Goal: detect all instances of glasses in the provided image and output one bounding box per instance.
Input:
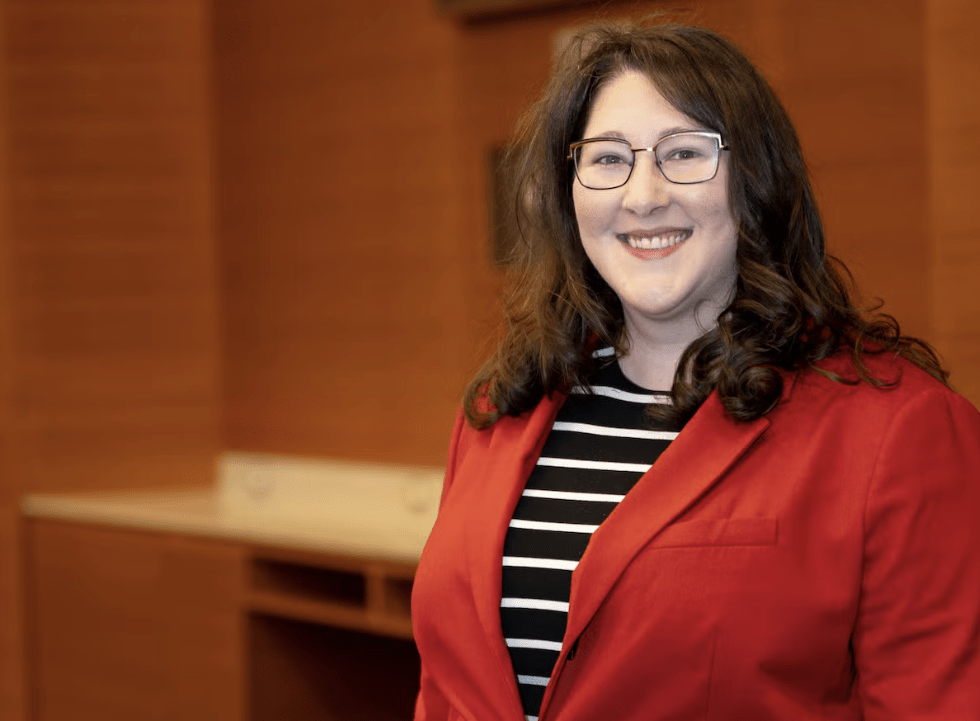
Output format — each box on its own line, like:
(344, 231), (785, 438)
(569, 131), (729, 189)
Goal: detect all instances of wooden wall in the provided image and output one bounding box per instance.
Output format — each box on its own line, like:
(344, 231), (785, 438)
(214, 0), (471, 465)
(1, 0), (220, 493)
(0, 0), (978, 718)
(0, 1), (219, 717)
(928, 0), (980, 403)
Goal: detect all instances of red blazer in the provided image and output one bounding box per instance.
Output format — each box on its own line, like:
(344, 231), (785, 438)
(411, 354), (980, 720)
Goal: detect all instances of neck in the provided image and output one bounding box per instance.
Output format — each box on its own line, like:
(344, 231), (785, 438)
(617, 313), (714, 392)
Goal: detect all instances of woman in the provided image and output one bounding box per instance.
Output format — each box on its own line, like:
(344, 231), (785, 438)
(411, 21), (980, 721)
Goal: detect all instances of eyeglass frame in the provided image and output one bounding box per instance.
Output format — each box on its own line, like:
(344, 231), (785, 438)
(567, 131), (730, 189)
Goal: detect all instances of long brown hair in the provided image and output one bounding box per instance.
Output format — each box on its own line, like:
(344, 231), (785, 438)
(465, 21), (947, 429)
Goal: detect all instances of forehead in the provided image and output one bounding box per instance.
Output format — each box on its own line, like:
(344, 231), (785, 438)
(582, 69), (704, 138)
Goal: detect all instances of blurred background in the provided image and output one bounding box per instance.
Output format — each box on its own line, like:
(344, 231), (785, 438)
(0, 0), (977, 718)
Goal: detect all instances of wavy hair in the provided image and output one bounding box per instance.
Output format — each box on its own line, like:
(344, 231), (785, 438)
(464, 20), (947, 429)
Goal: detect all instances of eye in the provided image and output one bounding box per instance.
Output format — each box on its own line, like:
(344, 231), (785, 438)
(657, 133), (719, 166)
(663, 147), (703, 161)
(595, 153), (629, 166)
(577, 140), (634, 168)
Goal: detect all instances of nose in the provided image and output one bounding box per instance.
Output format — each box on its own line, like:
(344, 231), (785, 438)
(622, 151), (670, 215)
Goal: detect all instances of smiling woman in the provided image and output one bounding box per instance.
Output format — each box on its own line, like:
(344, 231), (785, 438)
(411, 19), (980, 721)
(571, 71), (738, 391)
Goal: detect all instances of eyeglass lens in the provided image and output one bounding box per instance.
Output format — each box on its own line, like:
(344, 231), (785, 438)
(573, 134), (720, 189)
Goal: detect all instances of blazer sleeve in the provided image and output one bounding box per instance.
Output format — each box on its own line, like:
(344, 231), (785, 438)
(413, 406), (468, 721)
(436, 406), (467, 510)
(854, 386), (980, 719)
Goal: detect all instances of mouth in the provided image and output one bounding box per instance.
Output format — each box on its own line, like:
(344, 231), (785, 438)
(616, 229), (692, 250)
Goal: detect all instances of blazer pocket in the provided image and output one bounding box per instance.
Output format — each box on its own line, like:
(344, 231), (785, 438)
(650, 517), (777, 549)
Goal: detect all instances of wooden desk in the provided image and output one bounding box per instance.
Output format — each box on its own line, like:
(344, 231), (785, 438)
(21, 489), (422, 721)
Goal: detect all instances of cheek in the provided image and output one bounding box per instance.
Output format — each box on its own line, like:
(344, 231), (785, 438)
(705, 168), (737, 236)
(694, 182), (734, 224)
(691, 187), (738, 256)
(571, 186), (589, 233)
(572, 186), (613, 240)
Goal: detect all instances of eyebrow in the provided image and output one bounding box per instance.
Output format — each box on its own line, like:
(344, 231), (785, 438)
(587, 126), (706, 143)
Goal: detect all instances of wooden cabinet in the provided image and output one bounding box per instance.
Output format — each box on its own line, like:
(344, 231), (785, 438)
(26, 520), (246, 721)
(24, 519), (420, 721)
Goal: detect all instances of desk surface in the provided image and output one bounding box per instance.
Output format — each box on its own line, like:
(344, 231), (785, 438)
(21, 486), (429, 563)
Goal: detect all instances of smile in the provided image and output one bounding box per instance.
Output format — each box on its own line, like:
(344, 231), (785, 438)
(617, 230), (691, 250)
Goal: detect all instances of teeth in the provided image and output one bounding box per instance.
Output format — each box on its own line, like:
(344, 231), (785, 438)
(626, 232), (687, 250)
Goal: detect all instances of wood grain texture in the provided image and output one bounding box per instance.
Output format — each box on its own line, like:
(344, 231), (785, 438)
(0, 2), (220, 718)
(3, 0), (220, 493)
(214, 0), (473, 465)
(0, 506), (27, 721)
(927, 0), (980, 404)
(26, 519), (246, 721)
(767, 0), (931, 339)
(0, 5), (26, 717)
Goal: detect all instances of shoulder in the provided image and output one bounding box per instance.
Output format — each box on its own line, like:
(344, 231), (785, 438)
(460, 391), (565, 443)
(790, 350), (975, 416)
(444, 392), (566, 482)
(772, 352), (980, 477)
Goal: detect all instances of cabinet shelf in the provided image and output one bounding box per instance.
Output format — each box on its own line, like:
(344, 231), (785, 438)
(247, 590), (414, 639)
(245, 546), (417, 640)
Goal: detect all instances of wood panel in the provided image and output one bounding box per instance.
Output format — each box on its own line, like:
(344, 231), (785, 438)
(927, 0), (980, 404)
(766, 0), (930, 339)
(0, 4), (25, 716)
(3, 0), (220, 493)
(0, 2), (219, 719)
(26, 519), (245, 721)
(0, 507), (26, 721)
(214, 0), (471, 465)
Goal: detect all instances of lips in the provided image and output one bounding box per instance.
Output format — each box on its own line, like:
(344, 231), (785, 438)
(616, 229), (692, 251)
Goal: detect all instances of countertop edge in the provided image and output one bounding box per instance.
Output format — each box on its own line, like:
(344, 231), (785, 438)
(20, 488), (426, 564)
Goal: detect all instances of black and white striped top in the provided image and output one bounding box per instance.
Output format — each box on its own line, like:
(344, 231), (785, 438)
(500, 349), (681, 721)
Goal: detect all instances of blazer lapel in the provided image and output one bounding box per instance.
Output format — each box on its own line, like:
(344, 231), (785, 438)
(462, 394), (565, 704)
(564, 390), (771, 645)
